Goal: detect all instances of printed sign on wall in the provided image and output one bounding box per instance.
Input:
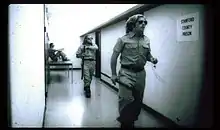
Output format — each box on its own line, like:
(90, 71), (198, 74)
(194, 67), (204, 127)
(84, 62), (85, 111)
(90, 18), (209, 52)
(177, 12), (199, 42)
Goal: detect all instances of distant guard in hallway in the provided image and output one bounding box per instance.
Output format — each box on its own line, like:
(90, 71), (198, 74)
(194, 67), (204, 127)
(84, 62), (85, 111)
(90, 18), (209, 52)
(76, 35), (98, 98)
(48, 43), (70, 62)
(110, 14), (158, 128)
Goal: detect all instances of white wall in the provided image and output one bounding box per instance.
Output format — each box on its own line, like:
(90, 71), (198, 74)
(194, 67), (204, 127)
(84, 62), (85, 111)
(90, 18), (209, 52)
(100, 21), (126, 88)
(143, 4), (205, 126)
(9, 4), (45, 127)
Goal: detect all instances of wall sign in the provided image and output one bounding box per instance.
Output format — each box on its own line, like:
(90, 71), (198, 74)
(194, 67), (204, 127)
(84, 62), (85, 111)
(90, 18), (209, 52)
(177, 12), (199, 42)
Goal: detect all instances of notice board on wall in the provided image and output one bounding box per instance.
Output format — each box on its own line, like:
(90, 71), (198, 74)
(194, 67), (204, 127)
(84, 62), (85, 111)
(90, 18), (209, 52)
(177, 12), (199, 42)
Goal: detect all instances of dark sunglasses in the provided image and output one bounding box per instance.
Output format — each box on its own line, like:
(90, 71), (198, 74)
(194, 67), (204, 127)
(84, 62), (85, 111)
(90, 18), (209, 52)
(138, 20), (147, 25)
(87, 37), (93, 40)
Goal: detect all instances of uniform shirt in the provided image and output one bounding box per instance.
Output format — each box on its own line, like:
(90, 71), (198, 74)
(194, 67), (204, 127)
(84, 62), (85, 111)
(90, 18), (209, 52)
(113, 32), (152, 68)
(76, 43), (98, 60)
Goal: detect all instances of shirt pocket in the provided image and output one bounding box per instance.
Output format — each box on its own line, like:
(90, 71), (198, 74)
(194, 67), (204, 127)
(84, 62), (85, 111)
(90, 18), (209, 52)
(141, 43), (151, 55)
(123, 43), (138, 55)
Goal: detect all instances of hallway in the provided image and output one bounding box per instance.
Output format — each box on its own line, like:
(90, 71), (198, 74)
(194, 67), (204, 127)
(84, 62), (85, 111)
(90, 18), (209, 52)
(44, 70), (167, 128)
(8, 4), (212, 127)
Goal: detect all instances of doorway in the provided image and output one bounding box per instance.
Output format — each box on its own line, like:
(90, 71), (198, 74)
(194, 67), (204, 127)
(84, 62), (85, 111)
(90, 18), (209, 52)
(95, 30), (101, 78)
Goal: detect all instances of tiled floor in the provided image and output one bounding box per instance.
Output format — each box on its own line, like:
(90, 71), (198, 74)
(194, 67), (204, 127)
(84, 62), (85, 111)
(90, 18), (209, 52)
(44, 70), (167, 128)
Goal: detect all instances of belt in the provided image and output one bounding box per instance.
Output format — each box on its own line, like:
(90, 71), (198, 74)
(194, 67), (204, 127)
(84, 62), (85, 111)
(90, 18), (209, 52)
(84, 59), (95, 61)
(121, 65), (144, 72)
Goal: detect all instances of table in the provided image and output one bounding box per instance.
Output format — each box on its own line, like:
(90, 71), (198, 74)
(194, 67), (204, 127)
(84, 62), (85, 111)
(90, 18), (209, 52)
(48, 61), (73, 83)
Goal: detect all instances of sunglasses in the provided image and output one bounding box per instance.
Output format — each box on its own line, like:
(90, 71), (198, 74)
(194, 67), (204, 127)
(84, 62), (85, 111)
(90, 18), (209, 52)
(138, 20), (147, 25)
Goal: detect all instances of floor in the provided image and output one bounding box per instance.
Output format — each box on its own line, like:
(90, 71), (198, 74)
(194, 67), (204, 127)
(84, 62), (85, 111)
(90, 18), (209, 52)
(44, 70), (167, 128)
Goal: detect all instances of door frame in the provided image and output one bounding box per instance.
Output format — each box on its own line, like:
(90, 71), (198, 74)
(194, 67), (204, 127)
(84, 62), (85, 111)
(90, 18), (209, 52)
(95, 30), (101, 78)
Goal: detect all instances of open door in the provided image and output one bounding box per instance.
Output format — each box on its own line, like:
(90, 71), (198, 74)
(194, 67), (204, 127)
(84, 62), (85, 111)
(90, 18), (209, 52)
(95, 30), (101, 78)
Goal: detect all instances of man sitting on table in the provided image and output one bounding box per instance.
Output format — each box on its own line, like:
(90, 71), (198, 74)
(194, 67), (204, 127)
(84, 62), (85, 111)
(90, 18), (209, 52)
(48, 43), (70, 62)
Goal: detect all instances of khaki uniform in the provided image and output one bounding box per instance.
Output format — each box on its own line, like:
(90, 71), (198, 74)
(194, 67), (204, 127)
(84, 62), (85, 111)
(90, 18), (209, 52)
(76, 43), (98, 88)
(113, 32), (153, 123)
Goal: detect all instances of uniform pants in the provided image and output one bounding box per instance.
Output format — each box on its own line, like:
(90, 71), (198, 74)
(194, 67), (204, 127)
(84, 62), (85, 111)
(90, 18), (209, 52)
(83, 60), (96, 88)
(117, 68), (146, 123)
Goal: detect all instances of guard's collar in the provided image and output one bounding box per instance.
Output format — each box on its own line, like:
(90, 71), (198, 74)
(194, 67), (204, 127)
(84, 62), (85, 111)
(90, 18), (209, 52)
(128, 31), (144, 38)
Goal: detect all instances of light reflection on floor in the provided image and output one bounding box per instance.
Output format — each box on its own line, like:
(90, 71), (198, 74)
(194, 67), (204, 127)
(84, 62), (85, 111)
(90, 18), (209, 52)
(44, 70), (167, 128)
(65, 97), (85, 127)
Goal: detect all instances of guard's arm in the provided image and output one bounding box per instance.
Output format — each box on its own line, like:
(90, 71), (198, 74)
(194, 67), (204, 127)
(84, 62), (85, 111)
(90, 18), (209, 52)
(76, 45), (83, 58)
(86, 43), (98, 50)
(111, 51), (120, 76)
(147, 52), (154, 62)
(111, 38), (123, 76)
(146, 45), (158, 64)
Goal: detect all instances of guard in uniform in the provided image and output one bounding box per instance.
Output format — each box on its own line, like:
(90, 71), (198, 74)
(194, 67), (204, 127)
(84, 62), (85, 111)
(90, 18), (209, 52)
(110, 14), (158, 128)
(76, 35), (98, 98)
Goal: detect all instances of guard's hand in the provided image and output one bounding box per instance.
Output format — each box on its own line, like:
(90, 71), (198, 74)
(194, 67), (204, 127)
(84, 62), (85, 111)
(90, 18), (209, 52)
(111, 75), (117, 85)
(151, 58), (158, 64)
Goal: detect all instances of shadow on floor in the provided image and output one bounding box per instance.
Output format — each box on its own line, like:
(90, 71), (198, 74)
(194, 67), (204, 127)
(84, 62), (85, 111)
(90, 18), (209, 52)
(49, 74), (66, 83)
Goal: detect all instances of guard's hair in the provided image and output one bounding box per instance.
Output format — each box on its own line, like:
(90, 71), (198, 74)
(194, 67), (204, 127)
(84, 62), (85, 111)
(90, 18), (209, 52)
(126, 14), (147, 34)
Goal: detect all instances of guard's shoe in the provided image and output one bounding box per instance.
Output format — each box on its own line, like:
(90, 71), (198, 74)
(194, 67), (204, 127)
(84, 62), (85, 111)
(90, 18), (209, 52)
(84, 87), (91, 98)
